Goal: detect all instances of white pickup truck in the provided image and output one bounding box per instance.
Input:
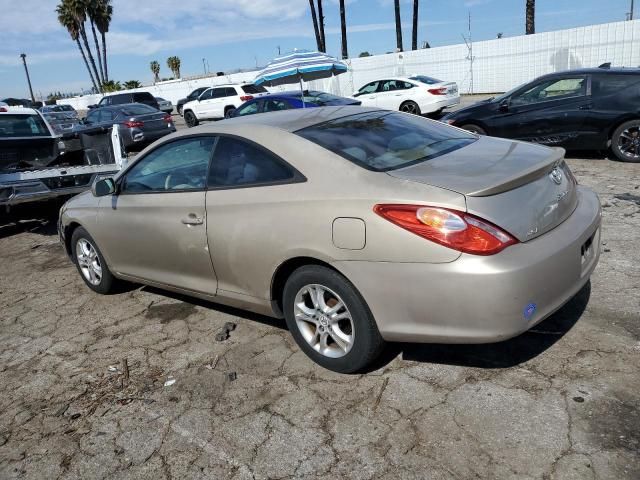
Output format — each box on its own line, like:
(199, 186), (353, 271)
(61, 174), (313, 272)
(0, 106), (125, 211)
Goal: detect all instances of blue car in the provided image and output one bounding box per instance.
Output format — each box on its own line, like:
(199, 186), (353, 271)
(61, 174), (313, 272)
(233, 90), (360, 117)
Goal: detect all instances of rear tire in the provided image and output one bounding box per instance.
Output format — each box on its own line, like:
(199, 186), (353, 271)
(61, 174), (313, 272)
(71, 227), (118, 294)
(460, 123), (487, 136)
(224, 107), (236, 119)
(184, 110), (198, 128)
(611, 120), (640, 163)
(399, 101), (421, 115)
(282, 265), (385, 373)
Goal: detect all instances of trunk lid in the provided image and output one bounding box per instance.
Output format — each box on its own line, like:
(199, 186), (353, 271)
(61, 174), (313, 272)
(387, 136), (578, 241)
(134, 112), (171, 133)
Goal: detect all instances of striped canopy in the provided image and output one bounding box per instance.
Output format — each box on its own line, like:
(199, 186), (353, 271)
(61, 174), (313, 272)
(254, 50), (348, 87)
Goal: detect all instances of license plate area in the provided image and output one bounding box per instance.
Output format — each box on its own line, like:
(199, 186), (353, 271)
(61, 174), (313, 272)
(580, 228), (599, 275)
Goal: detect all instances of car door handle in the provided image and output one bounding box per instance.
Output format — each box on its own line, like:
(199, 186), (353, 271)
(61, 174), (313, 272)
(578, 104), (593, 110)
(181, 214), (203, 225)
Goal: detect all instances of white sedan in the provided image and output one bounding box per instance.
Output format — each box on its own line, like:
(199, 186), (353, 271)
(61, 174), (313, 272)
(352, 76), (459, 115)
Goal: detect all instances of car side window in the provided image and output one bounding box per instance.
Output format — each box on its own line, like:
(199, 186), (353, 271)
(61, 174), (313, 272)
(263, 99), (289, 112)
(199, 89), (213, 100)
(511, 76), (587, 106)
(592, 74), (640, 96)
(85, 110), (100, 124)
(212, 88), (227, 99)
(236, 102), (260, 116)
(98, 97), (110, 106)
(111, 95), (128, 105)
(209, 137), (295, 188)
(122, 137), (215, 193)
(225, 87), (237, 97)
(358, 81), (380, 95)
(98, 110), (115, 123)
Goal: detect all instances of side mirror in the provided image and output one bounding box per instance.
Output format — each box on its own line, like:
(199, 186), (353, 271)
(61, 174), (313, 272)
(352, 91), (361, 97)
(92, 177), (116, 197)
(499, 99), (509, 112)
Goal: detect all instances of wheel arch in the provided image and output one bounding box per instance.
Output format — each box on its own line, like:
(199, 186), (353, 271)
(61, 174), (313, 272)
(607, 115), (640, 141)
(270, 256), (344, 317)
(458, 120), (490, 135)
(63, 221), (82, 257)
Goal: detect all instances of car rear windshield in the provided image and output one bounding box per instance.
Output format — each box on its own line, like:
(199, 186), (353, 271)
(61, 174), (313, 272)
(409, 75), (443, 85)
(242, 84), (268, 94)
(296, 111), (476, 171)
(0, 114), (50, 137)
(119, 104), (157, 115)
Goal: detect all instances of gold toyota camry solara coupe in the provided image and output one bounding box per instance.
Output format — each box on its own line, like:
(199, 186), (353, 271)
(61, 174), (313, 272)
(59, 106), (601, 373)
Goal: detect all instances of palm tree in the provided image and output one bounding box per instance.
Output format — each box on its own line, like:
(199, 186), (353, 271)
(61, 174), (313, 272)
(123, 80), (141, 89)
(101, 80), (121, 92)
(64, 0), (103, 88)
(150, 61), (160, 83)
(309, 0), (322, 52)
(88, 0), (112, 82)
(339, 0), (348, 59)
(317, 0), (326, 52)
(526, 0), (535, 35)
(56, 1), (99, 92)
(394, 0), (403, 52)
(167, 56), (181, 78)
(412, 0), (419, 50)
(86, 1), (105, 84)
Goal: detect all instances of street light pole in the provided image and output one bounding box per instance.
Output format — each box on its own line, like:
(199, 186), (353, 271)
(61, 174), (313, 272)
(20, 53), (35, 104)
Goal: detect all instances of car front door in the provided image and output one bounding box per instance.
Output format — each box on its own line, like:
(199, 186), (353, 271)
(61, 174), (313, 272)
(492, 75), (591, 147)
(96, 136), (218, 295)
(194, 89), (214, 118)
(354, 81), (382, 107)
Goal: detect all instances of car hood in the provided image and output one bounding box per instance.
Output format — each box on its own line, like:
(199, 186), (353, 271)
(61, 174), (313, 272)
(442, 98), (493, 119)
(387, 135), (564, 197)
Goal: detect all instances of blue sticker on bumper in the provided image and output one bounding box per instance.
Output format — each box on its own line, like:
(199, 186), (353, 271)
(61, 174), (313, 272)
(524, 303), (537, 320)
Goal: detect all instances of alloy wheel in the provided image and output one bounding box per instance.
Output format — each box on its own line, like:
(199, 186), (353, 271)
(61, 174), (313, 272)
(618, 126), (640, 160)
(293, 284), (354, 358)
(76, 238), (102, 286)
(400, 102), (419, 114)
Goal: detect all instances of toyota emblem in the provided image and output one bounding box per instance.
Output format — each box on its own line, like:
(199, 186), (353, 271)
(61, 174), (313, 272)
(549, 167), (563, 185)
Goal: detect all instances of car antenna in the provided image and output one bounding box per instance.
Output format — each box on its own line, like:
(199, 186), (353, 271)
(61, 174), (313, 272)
(598, 62), (611, 69)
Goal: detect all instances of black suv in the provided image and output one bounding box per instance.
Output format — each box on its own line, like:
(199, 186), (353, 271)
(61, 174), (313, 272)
(90, 92), (159, 110)
(442, 66), (640, 162)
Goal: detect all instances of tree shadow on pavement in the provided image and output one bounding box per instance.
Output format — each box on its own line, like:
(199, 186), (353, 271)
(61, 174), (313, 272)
(396, 281), (591, 369)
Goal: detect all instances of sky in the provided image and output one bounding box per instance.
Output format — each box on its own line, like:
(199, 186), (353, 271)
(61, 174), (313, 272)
(0, 0), (636, 99)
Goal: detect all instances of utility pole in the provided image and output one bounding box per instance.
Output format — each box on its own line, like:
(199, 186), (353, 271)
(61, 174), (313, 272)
(627, 0), (635, 20)
(20, 53), (35, 104)
(462, 12), (474, 95)
(202, 58), (207, 75)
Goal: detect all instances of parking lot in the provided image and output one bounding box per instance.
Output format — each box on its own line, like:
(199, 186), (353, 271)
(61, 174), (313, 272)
(1, 111), (639, 479)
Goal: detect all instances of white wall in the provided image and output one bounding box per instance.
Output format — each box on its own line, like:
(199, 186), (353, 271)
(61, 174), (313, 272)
(59, 19), (640, 109)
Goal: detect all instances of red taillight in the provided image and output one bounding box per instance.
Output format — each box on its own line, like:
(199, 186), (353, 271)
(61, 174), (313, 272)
(374, 204), (518, 256)
(0, 107), (7, 112)
(428, 87), (447, 95)
(240, 95), (254, 101)
(123, 120), (144, 128)
(163, 114), (172, 122)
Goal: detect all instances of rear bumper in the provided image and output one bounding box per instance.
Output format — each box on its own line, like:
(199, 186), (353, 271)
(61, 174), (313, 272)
(333, 186), (601, 343)
(421, 96), (461, 113)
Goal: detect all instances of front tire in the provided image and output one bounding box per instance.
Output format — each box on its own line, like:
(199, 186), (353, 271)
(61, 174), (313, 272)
(71, 227), (117, 294)
(184, 110), (198, 128)
(399, 101), (421, 115)
(611, 120), (640, 163)
(282, 265), (385, 373)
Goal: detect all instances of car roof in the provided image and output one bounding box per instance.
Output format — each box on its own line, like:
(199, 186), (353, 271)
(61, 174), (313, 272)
(191, 105), (383, 133)
(0, 107), (39, 115)
(540, 67), (640, 77)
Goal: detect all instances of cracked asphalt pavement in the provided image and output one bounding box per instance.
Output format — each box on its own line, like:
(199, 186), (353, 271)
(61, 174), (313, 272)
(0, 155), (639, 479)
